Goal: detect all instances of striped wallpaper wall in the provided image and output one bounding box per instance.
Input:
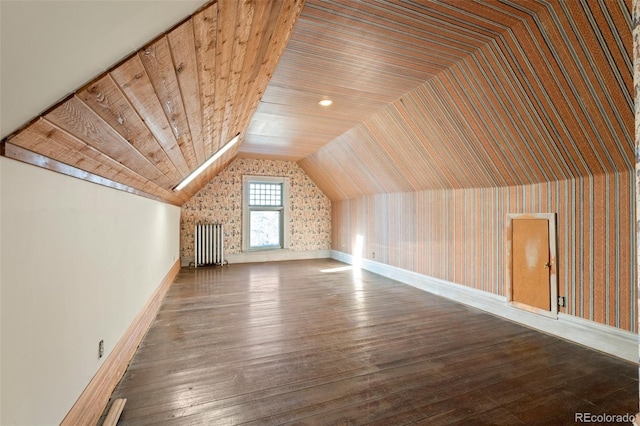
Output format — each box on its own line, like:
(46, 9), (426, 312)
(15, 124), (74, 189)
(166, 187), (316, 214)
(633, 0), (640, 344)
(333, 170), (636, 332)
(299, 0), (633, 198)
(300, 0), (636, 334)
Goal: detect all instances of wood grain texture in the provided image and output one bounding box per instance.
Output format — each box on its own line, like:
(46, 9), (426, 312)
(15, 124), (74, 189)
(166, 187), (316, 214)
(512, 219), (550, 311)
(3, 143), (184, 205)
(1, 0), (301, 203)
(60, 260), (180, 426)
(193, 1), (218, 160)
(45, 96), (173, 188)
(139, 36), (199, 170)
(104, 259), (637, 424)
(6, 118), (186, 204)
(2, 0), (631, 205)
(211, 0), (238, 153)
(219, 0), (253, 146)
(109, 54), (192, 180)
(77, 74), (183, 185)
(102, 398), (126, 426)
(167, 19), (205, 165)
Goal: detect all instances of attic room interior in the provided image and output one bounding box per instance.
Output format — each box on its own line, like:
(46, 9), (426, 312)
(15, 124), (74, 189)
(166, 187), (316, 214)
(1, 0), (639, 424)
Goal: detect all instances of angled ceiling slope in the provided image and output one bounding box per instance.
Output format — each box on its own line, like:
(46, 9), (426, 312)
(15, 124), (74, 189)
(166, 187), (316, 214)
(1, 0), (633, 205)
(1, 0), (304, 206)
(296, 0), (633, 200)
(243, 0), (516, 161)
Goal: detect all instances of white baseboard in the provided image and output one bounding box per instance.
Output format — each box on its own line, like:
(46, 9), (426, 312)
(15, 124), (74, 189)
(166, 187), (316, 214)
(182, 249), (330, 266)
(331, 250), (638, 363)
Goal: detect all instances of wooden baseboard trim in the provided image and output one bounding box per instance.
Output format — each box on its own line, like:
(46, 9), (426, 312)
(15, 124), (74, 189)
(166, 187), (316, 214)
(330, 250), (638, 363)
(60, 259), (180, 426)
(102, 398), (126, 426)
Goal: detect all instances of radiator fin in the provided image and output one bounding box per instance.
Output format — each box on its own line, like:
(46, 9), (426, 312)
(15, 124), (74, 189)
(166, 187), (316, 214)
(195, 224), (224, 267)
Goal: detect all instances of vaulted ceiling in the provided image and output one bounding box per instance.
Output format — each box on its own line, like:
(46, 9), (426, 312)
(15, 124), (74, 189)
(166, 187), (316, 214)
(1, 0), (633, 204)
(299, 0), (634, 200)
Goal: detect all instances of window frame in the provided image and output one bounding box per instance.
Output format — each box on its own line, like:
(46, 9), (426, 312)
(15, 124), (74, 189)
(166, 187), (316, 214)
(242, 175), (290, 252)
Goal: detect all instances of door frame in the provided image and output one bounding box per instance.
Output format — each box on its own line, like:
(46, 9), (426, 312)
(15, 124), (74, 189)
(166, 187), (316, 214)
(505, 213), (558, 319)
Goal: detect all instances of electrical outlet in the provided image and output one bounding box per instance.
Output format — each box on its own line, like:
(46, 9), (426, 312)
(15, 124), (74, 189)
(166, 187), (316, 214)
(557, 296), (566, 307)
(98, 340), (104, 359)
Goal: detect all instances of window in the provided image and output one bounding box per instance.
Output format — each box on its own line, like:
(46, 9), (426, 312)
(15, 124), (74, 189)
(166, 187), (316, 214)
(242, 176), (290, 251)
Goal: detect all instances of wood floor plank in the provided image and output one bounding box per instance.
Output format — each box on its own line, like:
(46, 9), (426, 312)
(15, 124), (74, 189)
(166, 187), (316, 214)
(104, 259), (638, 425)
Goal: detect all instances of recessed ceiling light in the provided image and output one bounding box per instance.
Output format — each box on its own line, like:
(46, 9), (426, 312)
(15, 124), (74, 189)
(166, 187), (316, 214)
(318, 99), (333, 107)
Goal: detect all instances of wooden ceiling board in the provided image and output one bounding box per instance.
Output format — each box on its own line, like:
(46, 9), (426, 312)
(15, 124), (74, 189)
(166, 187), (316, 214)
(2, 0), (304, 204)
(44, 96), (174, 189)
(6, 119), (186, 205)
(8, 120), (131, 182)
(241, 132), (328, 156)
(192, 2), (218, 160)
(213, 0), (240, 151)
(253, 102), (365, 129)
(258, 85), (394, 119)
(5, 142), (187, 206)
(226, 0), (279, 145)
(241, 134), (326, 158)
(108, 54), (193, 179)
(76, 75), (184, 186)
(246, 0), (505, 162)
(247, 111), (354, 136)
(166, 19), (205, 166)
(279, 30), (453, 82)
(139, 36), (200, 171)
(1, 0), (633, 205)
(163, 0), (306, 197)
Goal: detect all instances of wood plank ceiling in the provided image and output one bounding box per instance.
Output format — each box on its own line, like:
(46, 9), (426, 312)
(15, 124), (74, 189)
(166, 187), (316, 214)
(242, 0), (516, 161)
(2, 0), (304, 206)
(1, 0), (633, 204)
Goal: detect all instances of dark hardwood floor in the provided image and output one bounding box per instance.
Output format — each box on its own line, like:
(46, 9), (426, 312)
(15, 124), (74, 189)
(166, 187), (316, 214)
(104, 259), (638, 425)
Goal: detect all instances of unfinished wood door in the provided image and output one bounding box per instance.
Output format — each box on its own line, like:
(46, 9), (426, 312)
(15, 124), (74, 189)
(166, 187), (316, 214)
(512, 218), (551, 311)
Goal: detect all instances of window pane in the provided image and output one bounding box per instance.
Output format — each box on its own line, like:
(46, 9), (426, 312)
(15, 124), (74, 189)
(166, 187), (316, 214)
(250, 211), (281, 248)
(249, 182), (282, 206)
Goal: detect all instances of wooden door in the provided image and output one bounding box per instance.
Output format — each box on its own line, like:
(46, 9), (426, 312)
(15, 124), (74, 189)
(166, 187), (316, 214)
(512, 218), (551, 311)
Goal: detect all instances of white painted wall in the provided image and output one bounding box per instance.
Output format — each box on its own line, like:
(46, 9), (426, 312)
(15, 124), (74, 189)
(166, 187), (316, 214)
(0, 157), (181, 425)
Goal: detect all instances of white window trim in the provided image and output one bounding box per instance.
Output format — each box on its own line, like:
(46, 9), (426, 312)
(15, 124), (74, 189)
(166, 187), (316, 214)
(242, 175), (290, 252)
